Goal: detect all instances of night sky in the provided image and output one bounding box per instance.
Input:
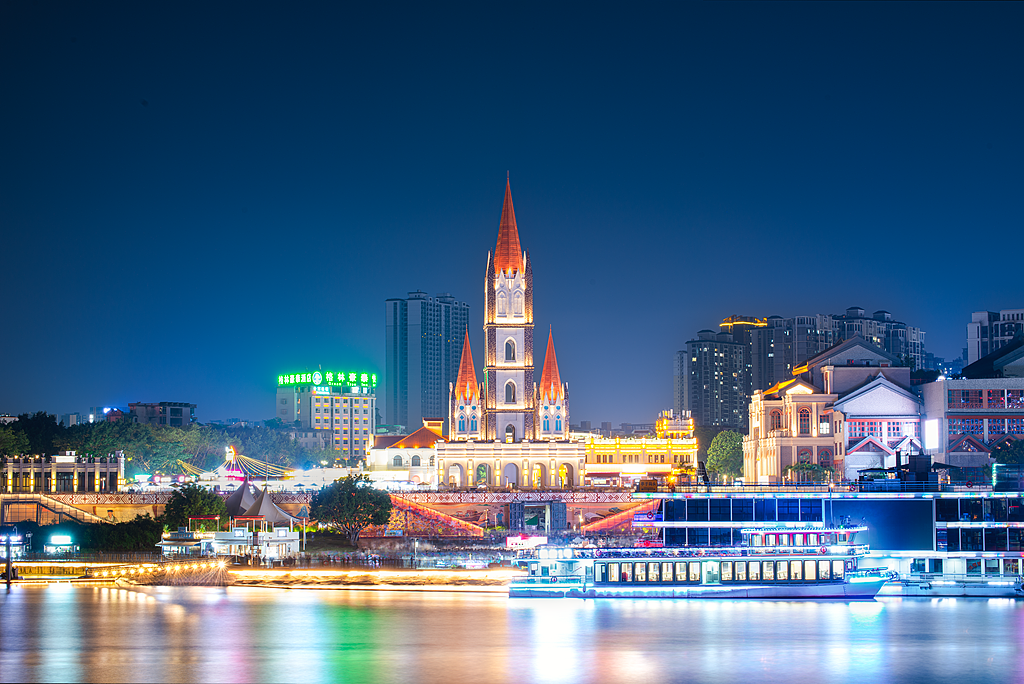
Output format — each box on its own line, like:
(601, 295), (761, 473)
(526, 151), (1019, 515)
(2, 2), (1021, 426)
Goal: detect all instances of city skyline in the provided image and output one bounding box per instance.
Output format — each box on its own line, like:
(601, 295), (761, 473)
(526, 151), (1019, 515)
(2, 3), (1021, 425)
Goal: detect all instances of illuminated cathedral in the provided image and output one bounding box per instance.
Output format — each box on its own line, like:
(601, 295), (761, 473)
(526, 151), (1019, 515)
(448, 179), (568, 444)
(441, 180), (580, 488)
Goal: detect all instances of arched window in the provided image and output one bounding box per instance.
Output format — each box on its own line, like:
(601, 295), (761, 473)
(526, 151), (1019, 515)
(543, 417), (550, 431)
(512, 291), (524, 316)
(799, 408), (811, 435)
(411, 455), (421, 467)
(555, 417), (562, 432)
(429, 456), (435, 466)
(798, 448), (813, 464)
(458, 416), (466, 432)
(470, 416), (477, 431)
(505, 339), (516, 362)
(505, 381), (516, 404)
(818, 448), (832, 469)
(497, 292), (507, 315)
(770, 410), (782, 431)
(505, 424), (516, 443)
(392, 455), (402, 467)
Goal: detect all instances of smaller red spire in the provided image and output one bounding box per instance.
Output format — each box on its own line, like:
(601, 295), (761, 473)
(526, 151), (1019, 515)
(454, 329), (478, 401)
(539, 327), (563, 402)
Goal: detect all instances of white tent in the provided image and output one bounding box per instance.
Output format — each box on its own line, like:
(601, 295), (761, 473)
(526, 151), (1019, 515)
(245, 486), (297, 525)
(224, 477), (257, 517)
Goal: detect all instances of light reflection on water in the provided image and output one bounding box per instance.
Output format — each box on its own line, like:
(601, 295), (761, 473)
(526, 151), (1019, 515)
(1, 586), (1022, 683)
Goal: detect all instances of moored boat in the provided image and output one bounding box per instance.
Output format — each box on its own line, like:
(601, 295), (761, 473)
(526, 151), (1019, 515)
(510, 523), (893, 599)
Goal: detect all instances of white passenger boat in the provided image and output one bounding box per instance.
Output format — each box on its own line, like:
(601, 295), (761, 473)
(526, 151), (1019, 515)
(510, 524), (893, 599)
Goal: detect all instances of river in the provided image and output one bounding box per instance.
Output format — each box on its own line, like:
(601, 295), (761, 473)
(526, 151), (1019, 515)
(1, 585), (1020, 683)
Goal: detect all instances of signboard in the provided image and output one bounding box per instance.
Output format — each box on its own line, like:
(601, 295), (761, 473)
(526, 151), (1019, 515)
(278, 371), (377, 388)
(506, 534), (548, 549)
(632, 511), (663, 525)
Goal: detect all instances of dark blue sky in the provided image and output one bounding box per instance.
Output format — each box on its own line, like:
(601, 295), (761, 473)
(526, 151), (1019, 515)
(2, 2), (1021, 425)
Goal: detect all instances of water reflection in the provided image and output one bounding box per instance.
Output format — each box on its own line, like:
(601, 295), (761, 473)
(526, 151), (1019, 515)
(1, 587), (1022, 683)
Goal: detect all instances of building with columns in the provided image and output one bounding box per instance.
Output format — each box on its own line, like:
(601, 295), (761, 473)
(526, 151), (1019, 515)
(744, 337), (921, 483)
(438, 179), (583, 488)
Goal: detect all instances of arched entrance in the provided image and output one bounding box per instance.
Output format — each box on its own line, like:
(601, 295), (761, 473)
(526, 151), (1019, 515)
(447, 463), (465, 487)
(531, 463), (548, 488)
(558, 463), (574, 489)
(475, 463), (491, 487)
(502, 462), (520, 487)
(505, 424), (516, 443)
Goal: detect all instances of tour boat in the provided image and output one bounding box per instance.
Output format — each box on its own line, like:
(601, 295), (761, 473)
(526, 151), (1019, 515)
(509, 523), (893, 599)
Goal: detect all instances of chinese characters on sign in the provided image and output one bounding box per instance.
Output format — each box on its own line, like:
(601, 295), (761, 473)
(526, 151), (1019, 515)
(277, 371), (377, 387)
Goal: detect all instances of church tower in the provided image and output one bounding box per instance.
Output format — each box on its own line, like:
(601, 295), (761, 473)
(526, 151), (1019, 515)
(449, 329), (482, 440)
(483, 179), (534, 443)
(535, 327), (569, 440)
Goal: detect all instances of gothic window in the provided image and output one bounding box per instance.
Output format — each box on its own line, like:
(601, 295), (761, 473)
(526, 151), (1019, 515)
(470, 416), (477, 431)
(505, 339), (516, 362)
(497, 292), (508, 316)
(799, 408), (811, 435)
(392, 455), (402, 467)
(411, 455), (421, 467)
(505, 381), (516, 404)
(555, 417), (562, 432)
(770, 410), (782, 431)
(543, 417), (550, 431)
(458, 416), (466, 432)
(513, 291), (524, 316)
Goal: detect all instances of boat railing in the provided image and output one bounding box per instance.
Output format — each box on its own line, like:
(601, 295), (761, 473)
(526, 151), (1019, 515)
(896, 572), (1022, 587)
(511, 574), (585, 586)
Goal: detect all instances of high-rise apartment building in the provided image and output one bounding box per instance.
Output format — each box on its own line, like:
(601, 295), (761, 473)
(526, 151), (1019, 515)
(384, 291), (470, 432)
(751, 315), (837, 392)
(966, 308), (1024, 365)
(676, 330), (747, 430)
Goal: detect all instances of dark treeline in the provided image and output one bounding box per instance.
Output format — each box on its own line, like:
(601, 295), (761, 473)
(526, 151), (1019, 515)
(0, 412), (345, 476)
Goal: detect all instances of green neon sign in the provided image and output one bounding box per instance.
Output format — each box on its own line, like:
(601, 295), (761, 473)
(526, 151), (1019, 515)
(277, 370), (377, 387)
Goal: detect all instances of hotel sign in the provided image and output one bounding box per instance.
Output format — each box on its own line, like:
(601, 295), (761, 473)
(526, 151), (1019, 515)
(278, 371), (377, 387)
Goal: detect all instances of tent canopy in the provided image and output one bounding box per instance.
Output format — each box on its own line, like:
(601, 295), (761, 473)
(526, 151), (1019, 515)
(224, 477), (257, 517)
(246, 486), (297, 525)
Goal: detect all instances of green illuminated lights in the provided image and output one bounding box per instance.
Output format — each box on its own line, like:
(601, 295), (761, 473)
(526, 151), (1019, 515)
(278, 371), (377, 387)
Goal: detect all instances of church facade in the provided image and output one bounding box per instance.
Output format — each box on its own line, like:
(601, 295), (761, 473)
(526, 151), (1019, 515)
(438, 180), (583, 487)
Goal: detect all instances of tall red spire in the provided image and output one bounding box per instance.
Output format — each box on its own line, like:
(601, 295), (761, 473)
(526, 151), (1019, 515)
(494, 178), (524, 274)
(454, 328), (479, 401)
(539, 327), (563, 402)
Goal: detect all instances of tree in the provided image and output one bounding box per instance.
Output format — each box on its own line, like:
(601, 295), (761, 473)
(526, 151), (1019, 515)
(783, 463), (832, 483)
(162, 483), (227, 530)
(310, 474), (393, 546)
(993, 439), (1024, 465)
(706, 430), (744, 481)
(11, 411), (63, 454)
(0, 426), (30, 455)
(693, 426), (726, 464)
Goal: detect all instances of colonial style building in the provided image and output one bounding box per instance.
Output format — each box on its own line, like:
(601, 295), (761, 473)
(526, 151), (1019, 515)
(583, 410), (698, 486)
(744, 337), (921, 483)
(438, 179), (583, 488)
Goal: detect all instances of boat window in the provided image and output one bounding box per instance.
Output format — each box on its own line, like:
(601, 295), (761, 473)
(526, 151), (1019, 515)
(635, 563), (646, 582)
(804, 560), (816, 580)
(777, 561), (789, 581)
(794, 534), (804, 547)
(818, 560), (830, 580)
(648, 562), (660, 582)
(662, 562), (673, 582)
(735, 561), (747, 581)
(595, 563), (607, 582)
(832, 560), (844, 579)
(609, 563), (619, 582)
(749, 561), (760, 581)
(621, 563), (633, 582)
(752, 535), (762, 547)
(721, 562), (733, 582)
(689, 562), (701, 582)
(790, 560), (802, 580)
(675, 562), (687, 581)
(779, 535), (789, 547)
(808, 534), (818, 546)
(529, 563), (539, 576)
(765, 534), (774, 546)
(763, 562), (774, 581)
